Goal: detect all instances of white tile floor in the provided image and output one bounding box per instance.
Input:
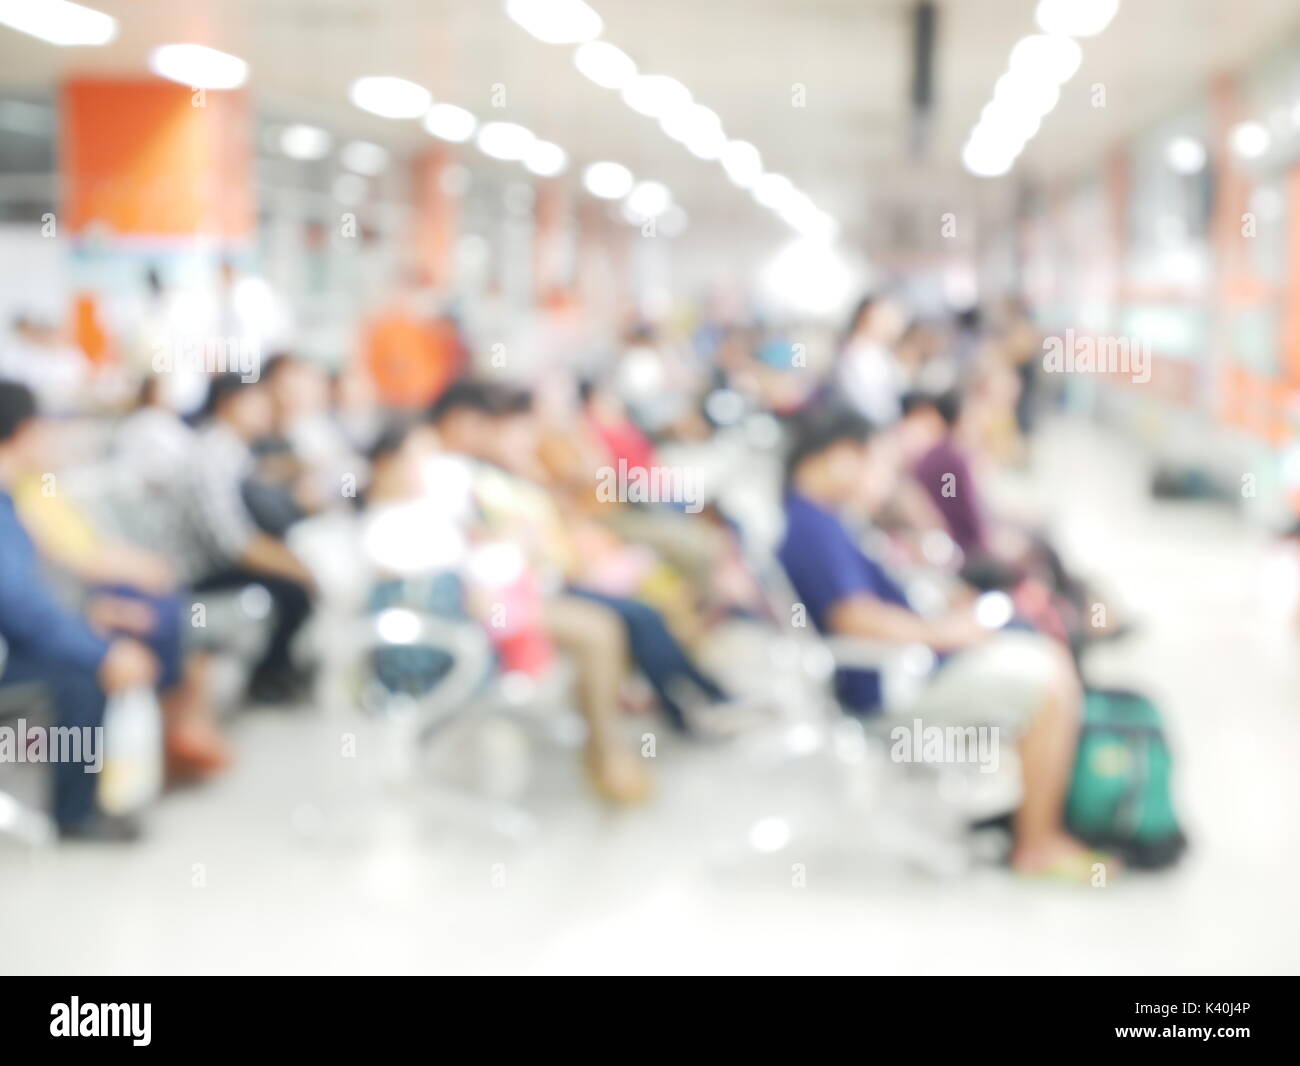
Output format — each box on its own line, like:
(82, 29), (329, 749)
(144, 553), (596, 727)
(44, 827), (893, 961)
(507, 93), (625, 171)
(3, 419), (1298, 975)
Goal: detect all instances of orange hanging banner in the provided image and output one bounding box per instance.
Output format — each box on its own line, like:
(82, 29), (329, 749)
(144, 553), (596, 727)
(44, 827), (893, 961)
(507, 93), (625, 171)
(60, 78), (253, 241)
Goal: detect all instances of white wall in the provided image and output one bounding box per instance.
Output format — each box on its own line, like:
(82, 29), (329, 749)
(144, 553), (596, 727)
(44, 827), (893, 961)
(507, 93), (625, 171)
(0, 223), (67, 330)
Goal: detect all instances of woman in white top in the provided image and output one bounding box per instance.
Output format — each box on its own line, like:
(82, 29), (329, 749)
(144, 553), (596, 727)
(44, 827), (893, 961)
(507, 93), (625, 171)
(835, 294), (908, 426)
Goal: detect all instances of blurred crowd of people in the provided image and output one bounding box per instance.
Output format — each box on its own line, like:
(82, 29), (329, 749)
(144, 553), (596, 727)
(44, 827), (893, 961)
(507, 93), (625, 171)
(0, 271), (1129, 880)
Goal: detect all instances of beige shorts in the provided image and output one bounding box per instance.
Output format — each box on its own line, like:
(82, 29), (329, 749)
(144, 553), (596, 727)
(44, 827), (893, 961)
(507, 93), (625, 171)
(905, 631), (1063, 735)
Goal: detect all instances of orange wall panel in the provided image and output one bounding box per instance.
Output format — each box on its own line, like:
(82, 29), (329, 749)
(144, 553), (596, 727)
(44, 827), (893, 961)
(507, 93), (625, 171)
(411, 148), (458, 290)
(60, 79), (253, 240)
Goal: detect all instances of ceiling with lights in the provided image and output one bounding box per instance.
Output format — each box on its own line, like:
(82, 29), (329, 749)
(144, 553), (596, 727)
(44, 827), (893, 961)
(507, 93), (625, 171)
(3, 0), (1300, 254)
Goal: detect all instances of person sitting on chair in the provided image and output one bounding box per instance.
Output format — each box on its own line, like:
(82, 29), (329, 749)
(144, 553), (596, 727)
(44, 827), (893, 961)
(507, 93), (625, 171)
(777, 405), (1110, 881)
(0, 381), (159, 841)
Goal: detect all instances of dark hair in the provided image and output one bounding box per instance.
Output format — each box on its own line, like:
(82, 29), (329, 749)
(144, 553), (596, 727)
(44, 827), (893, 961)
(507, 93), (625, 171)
(487, 385), (533, 418)
(364, 419), (415, 466)
(135, 374), (165, 409)
(783, 405), (875, 484)
(840, 294), (877, 349)
(198, 372), (260, 422)
(348, 420), (417, 509)
(0, 380), (38, 444)
(261, 351), (296, 382)
(425, 379), (532, 425)
(900, 389), (961, 429)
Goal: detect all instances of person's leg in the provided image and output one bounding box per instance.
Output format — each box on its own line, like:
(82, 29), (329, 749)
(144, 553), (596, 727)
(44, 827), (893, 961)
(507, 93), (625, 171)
(1015, 360), (1038, 434)
(98, 585), (184, 691)
(163, 653), (230, 780)
(251, 574), (311, 678)
(96, 585), (228, 780)
(568, 587), (727, 731)
(909, 632), (1101, 878)
(0, 648), (107, 832)
(542, 594), (652, 804)
(194, 568), (312, 685)
(1007, 643), (1094, 873)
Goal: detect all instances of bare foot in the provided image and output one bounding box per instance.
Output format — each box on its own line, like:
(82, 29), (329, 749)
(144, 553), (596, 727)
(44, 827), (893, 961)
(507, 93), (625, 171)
(584, 744), (654, 806)
(1012, 833), (1118, 883)
(165, 722), (233, 783)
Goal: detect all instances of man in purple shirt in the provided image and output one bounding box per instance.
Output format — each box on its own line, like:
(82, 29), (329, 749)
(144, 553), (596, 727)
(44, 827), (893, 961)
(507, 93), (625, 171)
(900, 391), (987, 557)
(0, 382), (158, 841)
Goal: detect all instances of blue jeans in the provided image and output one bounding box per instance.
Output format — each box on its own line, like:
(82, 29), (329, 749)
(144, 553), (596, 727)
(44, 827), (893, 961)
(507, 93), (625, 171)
(98, 584), (184, 691)
(0, 647), (107, 829)
(566, 587), (726, 732)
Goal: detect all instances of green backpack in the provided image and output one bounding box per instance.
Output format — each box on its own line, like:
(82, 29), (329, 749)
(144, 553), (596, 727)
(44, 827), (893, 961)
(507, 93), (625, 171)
(1065, 688), (1188, 869)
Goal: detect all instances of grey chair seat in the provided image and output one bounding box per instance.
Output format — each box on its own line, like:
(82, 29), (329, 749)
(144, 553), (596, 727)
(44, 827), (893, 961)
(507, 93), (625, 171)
(0, 637), (57, 846)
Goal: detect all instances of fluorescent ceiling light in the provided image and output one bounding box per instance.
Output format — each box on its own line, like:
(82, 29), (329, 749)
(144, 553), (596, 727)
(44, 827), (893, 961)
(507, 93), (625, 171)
(349, 76), (431, 119)
(0, 0), (116, 46)
(963, 139), (1013, 178)
(1035, 0), (1120, 38)
(506, 0), (602, 45)
(979, 101), (1041, 146)
(778, 189), (813, 218)
(969, 119), (1029, 159)
(524, 139), (567, 176)
(514, 6), (839, 244)
(658, 205), (688, 238)
(583, 161), (633, 199)
(619, 200), (646, 226)
(1008, 35), (1082, 84)
(992, 71), (1060, 119)
(660, 103), (722, 145)
(476, 121), (535, 160)
(149, 43), (249, 90)
(753, 173), (794, 209)
(796, 211), (839, 243)
(341, 140), (389, 176)
(776, 191), (837, 241)
(573, 40), (636, 89)
(621, 74), (692, 118)
(279, 124), (331, 160)
(963, 15), (1097, 179)
(720, 140), (762, 187)
(1165, 136), (1206, 174)
(626, 180), (671, 217)
(333, 173), (369, 206)
(424, 103), (477, 142)
(1230, 121), (1270, 159)
(684, 127), (727, 160)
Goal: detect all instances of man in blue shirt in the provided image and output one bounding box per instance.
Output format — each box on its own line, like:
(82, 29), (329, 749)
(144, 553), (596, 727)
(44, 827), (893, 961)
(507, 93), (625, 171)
(781, 489), (917, 711)
(778, 406), (1106, 880)
(0, 382), (158, 841)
